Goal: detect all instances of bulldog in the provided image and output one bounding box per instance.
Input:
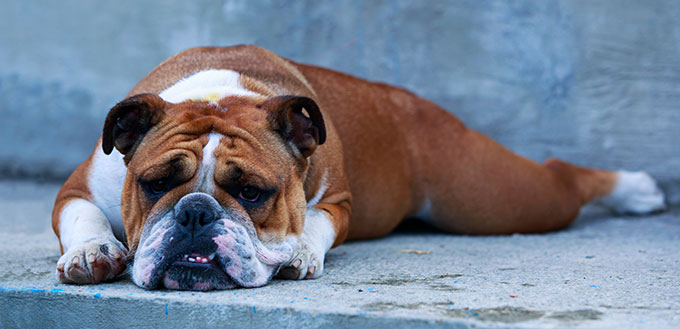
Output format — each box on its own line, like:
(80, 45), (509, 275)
(52, 45), (666, 290)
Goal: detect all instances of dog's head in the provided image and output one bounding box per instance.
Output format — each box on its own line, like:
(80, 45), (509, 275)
(102, 93), (325, 290)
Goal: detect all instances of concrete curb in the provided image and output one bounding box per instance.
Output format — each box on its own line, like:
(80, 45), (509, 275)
(1, 180), (679, 328)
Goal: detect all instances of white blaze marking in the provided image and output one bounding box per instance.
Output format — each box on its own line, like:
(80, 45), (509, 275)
(306, 169), (329, 207)
(198, 133), (222, 194)
(158, 69), (259, 105)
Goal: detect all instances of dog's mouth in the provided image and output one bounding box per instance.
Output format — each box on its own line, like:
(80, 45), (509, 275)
(161, 251), (237, 290)
(175, 252), (216, 265)
(133, 210), (294, 291)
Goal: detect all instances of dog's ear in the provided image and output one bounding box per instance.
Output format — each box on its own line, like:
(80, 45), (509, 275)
(102, 94), (167, 159)
(262, 95), (326, 158)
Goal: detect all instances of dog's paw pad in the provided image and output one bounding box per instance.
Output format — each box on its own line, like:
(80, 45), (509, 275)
(56, 239), (127, 284)
(601, 171), (666, 215)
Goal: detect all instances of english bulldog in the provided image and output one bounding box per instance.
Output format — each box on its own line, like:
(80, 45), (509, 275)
(52, 45), (666, 290)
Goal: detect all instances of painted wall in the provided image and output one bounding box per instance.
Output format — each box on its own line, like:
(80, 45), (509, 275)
(1, 1), (678, 202)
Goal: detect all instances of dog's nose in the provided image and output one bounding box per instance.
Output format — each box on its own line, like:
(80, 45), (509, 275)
(176, 202), (217, 228)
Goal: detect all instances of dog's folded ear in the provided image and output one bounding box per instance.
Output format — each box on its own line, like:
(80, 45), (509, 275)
(102, 94), (167, 159)
(262, 95), (326, 158)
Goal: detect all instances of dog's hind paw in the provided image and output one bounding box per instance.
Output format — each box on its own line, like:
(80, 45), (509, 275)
(600, 171), (666, 215)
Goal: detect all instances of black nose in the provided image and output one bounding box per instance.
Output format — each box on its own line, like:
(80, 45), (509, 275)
(176, 202), (217, 229)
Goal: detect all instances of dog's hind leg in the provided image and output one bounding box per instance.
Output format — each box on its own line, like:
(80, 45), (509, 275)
(544, 158), (666, 215)
(416, 127), (666, 235)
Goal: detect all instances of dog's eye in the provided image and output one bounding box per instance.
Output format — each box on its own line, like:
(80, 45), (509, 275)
(238, 186), (260, 202)
(148, 179), (169, 195)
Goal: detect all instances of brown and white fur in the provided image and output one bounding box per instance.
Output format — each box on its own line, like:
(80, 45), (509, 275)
(52, 45), (666, 290)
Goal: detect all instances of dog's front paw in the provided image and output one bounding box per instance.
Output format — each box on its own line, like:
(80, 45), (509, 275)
(277, 208), (335, 280)
(277, 237), (326, 280)
(56, 239), (128, 284)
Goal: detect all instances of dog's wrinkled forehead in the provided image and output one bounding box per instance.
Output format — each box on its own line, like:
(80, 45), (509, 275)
(128, 99), (289, 178)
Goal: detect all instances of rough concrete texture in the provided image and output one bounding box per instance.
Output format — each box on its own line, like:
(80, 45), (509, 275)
(1, 180), (678, 328)
(1, 1), (680, 203)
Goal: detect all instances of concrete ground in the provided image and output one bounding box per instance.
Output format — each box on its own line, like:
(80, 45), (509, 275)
(0, 180), (678, 328)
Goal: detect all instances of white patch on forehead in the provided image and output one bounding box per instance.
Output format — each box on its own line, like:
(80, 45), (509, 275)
(198, 133), (222, 194)
(159, 69), (259, 105)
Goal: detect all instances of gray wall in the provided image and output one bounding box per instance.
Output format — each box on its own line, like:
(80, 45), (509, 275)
(1, 1), (679, 203)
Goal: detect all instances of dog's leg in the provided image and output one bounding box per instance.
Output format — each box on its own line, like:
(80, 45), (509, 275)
(54, 198), (128, 284)
(419, 128), (666, 235)
(543, 159), (666, 215)
(52, 161), (128, 284)
(278, 199), (350, 280)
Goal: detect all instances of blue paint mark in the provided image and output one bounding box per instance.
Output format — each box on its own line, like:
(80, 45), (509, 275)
(50, 289), (64, 293)
(253, 306), (257, 313)
(303, 297), (308, 300)
(0, 287), (5, 292)
(161, 293), (166, 297)
(367, 288), (374, 291)
(590, 285), (602, 288)
(473, 313), (479, 317)
(94, 293), (101, 299)
(127, 293), (133, 296)
(32, 289), (46, 293)
(625, 290), (631, 293)
(165, 304), (168, 315)
(290, 301), (294, 304)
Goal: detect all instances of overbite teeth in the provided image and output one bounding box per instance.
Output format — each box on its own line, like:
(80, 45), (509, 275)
(209, 253), (216, 260)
